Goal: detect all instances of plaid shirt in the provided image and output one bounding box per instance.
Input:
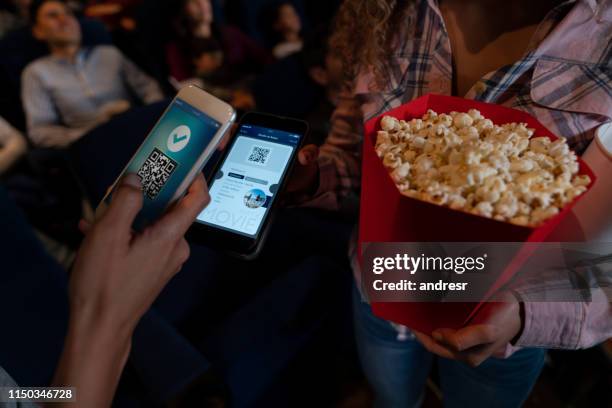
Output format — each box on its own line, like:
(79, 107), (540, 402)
(308, 0), (612, 351)
(310, 0), (611, 212)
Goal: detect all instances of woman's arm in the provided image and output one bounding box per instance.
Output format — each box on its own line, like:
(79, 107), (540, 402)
(513, 283), (612, 350)
(50, 313), (132, 408)
(286, 91), (364, 212)
(48, 173), (209, 407)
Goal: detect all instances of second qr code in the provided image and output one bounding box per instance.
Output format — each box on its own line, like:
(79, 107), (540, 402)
(247, 146), (272, 165)
(137, 148), (178, 199)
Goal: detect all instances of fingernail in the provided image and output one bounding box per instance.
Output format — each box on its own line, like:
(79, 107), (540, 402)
(432, 331), (443, 342)
(123, 173), (142, 189)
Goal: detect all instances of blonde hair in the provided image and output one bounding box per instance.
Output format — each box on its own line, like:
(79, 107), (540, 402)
(329, 0), (414, 87)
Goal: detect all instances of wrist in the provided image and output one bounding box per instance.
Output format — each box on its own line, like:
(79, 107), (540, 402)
(52, 305), (133, 405)
(69, 299), (135, 348)
(509, 291), (525, 345)
(308, 165), (321, 196)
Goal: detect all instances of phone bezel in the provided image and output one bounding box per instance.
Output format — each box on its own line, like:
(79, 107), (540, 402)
(189, 112), (309, 256)
(96, 85), (236, 224)
(169, 85), (237, 202)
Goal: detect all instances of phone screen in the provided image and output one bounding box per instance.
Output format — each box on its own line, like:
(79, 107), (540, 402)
(196, 123), (302, 237)
(117, 98), (221, 228)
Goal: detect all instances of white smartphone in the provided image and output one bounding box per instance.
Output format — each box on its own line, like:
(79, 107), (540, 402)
(97, 85), (236, 230)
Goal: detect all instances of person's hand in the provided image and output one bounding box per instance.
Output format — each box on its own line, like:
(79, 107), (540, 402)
(231, 90), (256, 111)
(413, 292), (522, 367)
(283, 144), (320, 205)
(216, 123), (238, 152)
(120, 17), (137, 31)
(70, 173), (210, 335)
(98, 100), (131, 122)
(85, 3), (122, 17)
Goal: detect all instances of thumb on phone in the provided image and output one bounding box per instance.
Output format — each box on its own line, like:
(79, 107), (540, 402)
(298, 144), (318, 165)
(99, 174), (143, 237)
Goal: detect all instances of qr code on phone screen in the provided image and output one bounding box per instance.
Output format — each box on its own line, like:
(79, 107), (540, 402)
(137, 148), (178, 199)
(247, 146), (271, 165)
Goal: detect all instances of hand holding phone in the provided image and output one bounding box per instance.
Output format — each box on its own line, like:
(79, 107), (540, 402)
(96, 86), (235, 230)
(59, 173), (209, 408)
(283, 144), (320, 204)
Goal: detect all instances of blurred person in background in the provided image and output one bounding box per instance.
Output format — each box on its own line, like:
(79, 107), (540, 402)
(0, 116), (27, 175)
(300, 28), (344, 145)
(84, 0), (141, 32)
(187, 37), (255, 110)
(82, 0), (152, 80)
(0, 0), (30, 37)
(261, 1), (303, 59)
(21, 0), (163, 148)
(166, 0), (272, 84)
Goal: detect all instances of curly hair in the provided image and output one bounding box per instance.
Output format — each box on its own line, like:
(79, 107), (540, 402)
(330, 0), (414, 89)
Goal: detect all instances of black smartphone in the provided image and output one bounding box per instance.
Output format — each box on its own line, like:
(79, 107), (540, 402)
(190, 112), (308, 258)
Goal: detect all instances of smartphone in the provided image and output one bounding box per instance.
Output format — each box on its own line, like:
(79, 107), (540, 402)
(190, 112), (308, 258)
(97, 85), (236, 230)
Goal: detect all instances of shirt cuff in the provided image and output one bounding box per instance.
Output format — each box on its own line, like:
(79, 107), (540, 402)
(513, 293), (582, 349)
(494, 342), (523, 358)
(316, 157), (338, 196)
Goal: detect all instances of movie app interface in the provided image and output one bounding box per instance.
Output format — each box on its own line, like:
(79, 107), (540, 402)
(197, 124), (301, 237)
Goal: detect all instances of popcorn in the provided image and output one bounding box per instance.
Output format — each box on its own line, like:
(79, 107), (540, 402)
(375, 109), (591, 227)
(572, 174), (591, 187)
(549, 139), (570, 158)
(453, 112), (474, 129)
(509, 158), (535, 173)
(391, 162), (411, 182)
(472, 201), (494, 217)
(380, 115), (400, 131)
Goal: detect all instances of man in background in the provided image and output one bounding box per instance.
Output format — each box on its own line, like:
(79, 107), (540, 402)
(21, 0), (163, 147)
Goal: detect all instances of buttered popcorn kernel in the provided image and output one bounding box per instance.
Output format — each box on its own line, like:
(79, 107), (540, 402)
(375, 109), (591, 226)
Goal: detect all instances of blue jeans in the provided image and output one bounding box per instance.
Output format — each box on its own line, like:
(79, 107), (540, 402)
(353, 286), (546, 408)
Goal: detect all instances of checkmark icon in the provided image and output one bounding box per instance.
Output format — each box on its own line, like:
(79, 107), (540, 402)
(167, 125), (191, 152)
(173, 133), (188, 143)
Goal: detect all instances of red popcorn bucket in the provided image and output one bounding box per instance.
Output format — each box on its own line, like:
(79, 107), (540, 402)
(358, 94), (596, 334)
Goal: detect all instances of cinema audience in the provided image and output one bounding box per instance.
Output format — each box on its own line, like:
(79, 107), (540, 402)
(185, 37), (255, 110)
(165, 0), (271, 84)
(21, 0), (163, 147)
(261, 1), (303, 59)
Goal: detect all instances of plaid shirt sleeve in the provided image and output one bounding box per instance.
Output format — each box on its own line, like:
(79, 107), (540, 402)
(515, 289), (612, 350)
(495, 252), (612, 352)
(301, 92), (364, 212)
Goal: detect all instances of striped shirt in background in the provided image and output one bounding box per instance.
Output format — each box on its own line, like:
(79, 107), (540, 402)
(21, 45), (164, 148)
